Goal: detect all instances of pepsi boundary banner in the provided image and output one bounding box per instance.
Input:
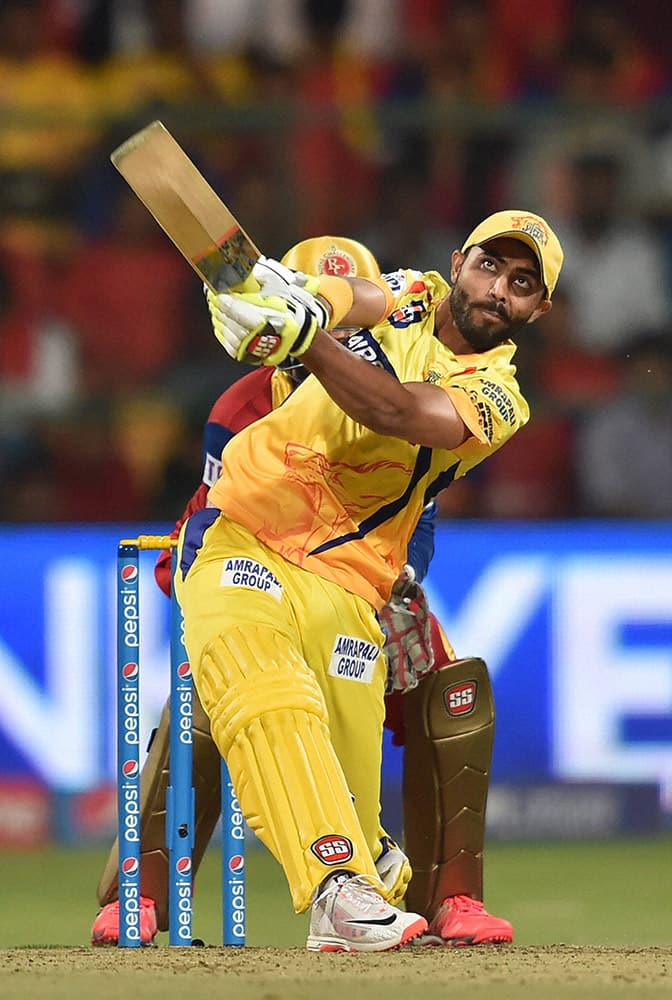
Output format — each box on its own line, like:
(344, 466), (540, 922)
(1, 523), (672, 808)
(423, 521), (672, 793)
(0, 525), (174, 793)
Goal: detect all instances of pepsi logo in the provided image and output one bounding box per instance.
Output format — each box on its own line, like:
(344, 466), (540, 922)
(228, 855), (244, 874)
(122, 662), (138, 680)
(122, 857), (139, 876)
(121, 565), (138, 583)
(176, 856), (192, 876)
(177, 661), (191, 680)
(122, 760), (139, 778)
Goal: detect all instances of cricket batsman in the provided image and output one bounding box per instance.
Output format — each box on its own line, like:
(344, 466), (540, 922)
(94, 217), (561, 950)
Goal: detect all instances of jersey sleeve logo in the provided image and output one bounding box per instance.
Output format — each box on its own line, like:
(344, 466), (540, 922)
(202, 421), (234, 485)
(203, 452), (223, 487)
(380, 269), (408, 294)
(388, 299), (427, 329)
(477, 379), (517, 426)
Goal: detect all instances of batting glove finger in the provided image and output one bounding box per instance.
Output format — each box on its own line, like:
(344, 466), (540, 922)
(253, 255), (321, 297)
(252, 256), (329, 330)
(206, 288), (252, 360)
(212, 291), (319, 365)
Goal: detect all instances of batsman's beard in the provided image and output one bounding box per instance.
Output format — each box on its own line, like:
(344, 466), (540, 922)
(449, 284), (528, 352)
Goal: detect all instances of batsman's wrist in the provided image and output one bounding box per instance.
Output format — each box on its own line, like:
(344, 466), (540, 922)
(289, 316), (319, 357)
(314, 275), (355, 329)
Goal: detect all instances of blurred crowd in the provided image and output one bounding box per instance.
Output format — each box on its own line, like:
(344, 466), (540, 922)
(2, 0), (672, 523)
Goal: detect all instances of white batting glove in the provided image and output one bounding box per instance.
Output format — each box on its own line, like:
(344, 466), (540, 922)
(252, 255), (320, 295)
(252, 256), (330, 328)
(379, 565), (435, 693)
(206, 288), (320, 366)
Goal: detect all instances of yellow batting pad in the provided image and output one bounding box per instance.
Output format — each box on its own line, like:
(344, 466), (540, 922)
(197, 625), (380, 912)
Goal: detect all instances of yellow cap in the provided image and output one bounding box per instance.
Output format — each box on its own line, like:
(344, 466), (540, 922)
(281, 236), (380, 279)
(461, 210), (563, 298)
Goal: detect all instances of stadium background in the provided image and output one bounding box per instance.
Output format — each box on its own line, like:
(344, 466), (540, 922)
(1, 0), (672, 953)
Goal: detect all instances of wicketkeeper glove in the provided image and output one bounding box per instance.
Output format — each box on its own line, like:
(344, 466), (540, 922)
(379, 565), (435, 694)
(206, 288), (326, 366)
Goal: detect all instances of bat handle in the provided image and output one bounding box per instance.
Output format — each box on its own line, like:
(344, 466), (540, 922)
(210, 274), (261, 295)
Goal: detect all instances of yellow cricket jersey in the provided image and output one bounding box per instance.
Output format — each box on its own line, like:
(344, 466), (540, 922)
(208, 269), (529, 609)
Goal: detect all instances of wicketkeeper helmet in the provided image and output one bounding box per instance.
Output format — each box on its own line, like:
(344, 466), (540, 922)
(281, 236), (380, 280)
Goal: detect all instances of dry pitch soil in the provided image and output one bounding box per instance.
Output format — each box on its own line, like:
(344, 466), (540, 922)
(2, 945), (671, 1000)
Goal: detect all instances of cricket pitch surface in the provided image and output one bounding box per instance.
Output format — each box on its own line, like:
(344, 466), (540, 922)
(3, 945), (671, 1000)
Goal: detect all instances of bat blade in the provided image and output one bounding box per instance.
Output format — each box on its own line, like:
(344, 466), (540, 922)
(111, 120), (260, 291)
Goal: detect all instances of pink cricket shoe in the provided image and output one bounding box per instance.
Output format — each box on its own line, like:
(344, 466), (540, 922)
(91, 895), (158, 946)
(428, 895), (513, 946)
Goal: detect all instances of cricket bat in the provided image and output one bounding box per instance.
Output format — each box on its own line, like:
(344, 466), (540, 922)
(110, 120), (261, 291)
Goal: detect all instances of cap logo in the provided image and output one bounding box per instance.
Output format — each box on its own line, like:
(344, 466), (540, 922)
(318, 246), (357, 277)
(510, 215), (549, 246)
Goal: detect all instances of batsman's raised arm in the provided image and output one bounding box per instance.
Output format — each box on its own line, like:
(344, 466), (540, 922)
(300, 330), (471, 450)
(207, 273), (472, 450)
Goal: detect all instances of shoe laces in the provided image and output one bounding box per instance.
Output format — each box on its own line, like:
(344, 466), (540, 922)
(314, 872), (384, 911)
(446, 895), (485, 914)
